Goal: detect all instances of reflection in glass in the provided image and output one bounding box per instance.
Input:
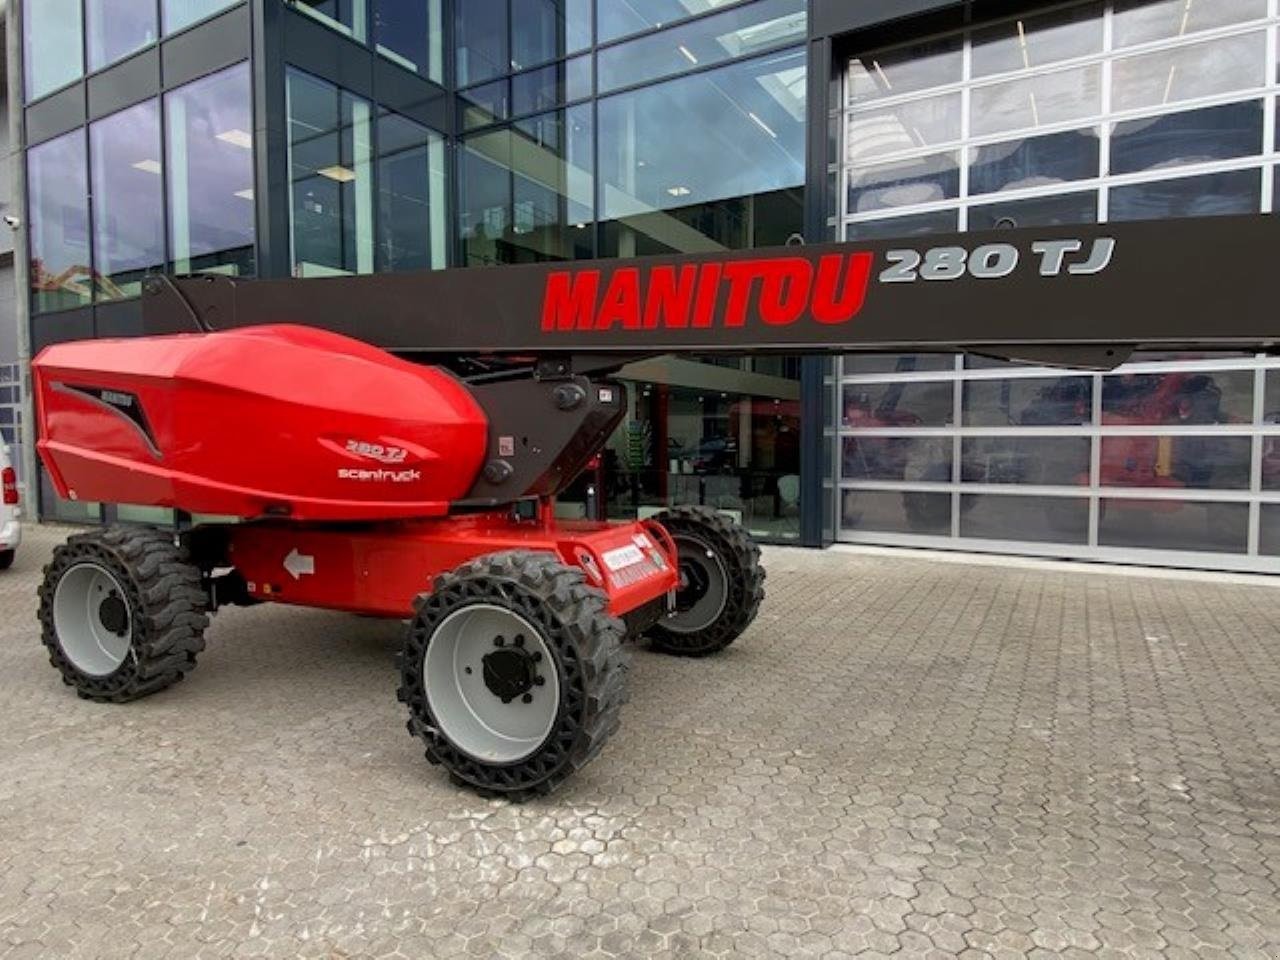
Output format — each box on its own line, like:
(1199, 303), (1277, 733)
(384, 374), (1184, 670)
(293, 0), (365, 40)
(166, 63), (255, 276)
(24, 0), (83, 101)
(965, 376), (1092, 426)
(969, 192), (1097, 231)
(1099, 500), (1248, 554)
(846, 210), (959, 241)
(847, 152), (960, 214)
(162, 0), (238, 34)
(968, 128), (1100, 196)
(970, 4), (1103, 78)
(460, 80), (510, 130)
(513, 57), (593, 116)
(598, 0), (806, 93)
(1102, 371), (1253, 425)
(1109, 170), (1262, 222)
(28, 131), (90, 312)
(971, 65), (1102, 139)
(598, 0), (752, 44)
(842, 436), (953, 483)
(287, 70), (374, 277)
(1112, 33), (1266, 114)
(91, 101), (165, 300)
(1259, 504), (1280, 553)
(87, 0), (157, 71)
(961, 494), (1089, 544)
(374, 0), (444, 83)
(376, 111), (446, 273)
(513, 0), (592, 69)
(962, 437), (1091, 486)
(843, 381), (953, 428)
(1101, 436), (1251, 490)
(457, 0), (508, 85)
(846, 93), (963, 163)
(845, 354), (955, 375)
(848, 35), (963, 105)
(1113, 0), (1267, 47)
(598, 49), (805, 253)
(842, 490), (950, 535)
(1111, 101), (1264, 176)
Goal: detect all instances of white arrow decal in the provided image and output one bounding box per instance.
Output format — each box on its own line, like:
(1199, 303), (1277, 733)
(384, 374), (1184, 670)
(284, 548), (315, 580)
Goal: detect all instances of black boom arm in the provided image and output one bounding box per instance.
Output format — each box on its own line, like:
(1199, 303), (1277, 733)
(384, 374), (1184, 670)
(143, 214), (1280, 373)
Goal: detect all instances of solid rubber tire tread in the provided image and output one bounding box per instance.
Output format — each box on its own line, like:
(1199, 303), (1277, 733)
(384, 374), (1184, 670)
(37, 526), (210, 702)
(397, 550), (629, 801)
(646, 505), (765, 657)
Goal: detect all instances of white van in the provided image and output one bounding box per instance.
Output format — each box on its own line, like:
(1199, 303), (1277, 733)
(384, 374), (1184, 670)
(0, 444), (21, 569)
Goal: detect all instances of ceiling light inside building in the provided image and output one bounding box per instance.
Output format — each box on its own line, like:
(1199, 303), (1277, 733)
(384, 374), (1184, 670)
(678, 44), (699, 65)
(748, 111), (777, 138)
(216, 129), (253, 149)
(667, 186), (691, 197)
(131, 159), (162, 175)
(318, 165), (357, 183)
(234, 189), (255, 200)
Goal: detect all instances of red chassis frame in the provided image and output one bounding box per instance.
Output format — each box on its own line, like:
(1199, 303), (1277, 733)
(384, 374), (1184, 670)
(217, 506), (680, 620)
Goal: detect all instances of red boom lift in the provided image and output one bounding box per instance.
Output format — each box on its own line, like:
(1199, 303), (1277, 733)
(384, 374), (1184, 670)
(30, 214), (1279, 798)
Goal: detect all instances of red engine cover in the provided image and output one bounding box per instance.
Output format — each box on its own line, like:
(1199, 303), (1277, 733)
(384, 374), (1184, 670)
(34, 325), (489, 521)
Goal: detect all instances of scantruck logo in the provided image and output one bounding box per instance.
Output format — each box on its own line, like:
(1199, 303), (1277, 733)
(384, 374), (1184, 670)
(541, 254), (874, 333)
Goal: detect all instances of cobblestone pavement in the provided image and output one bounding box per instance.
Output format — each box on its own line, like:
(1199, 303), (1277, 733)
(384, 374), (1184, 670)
(2, 523), (1280, 959)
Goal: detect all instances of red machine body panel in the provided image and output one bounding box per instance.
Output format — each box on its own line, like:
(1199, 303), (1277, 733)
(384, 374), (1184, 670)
(33, 325), (489, 522)
(225, 516), (680, 618)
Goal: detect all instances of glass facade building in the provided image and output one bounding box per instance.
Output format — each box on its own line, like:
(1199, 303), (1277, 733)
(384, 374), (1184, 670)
(10, 0), (1280, 570)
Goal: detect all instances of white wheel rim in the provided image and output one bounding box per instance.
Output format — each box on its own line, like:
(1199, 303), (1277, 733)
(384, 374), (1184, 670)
(423, 604), (562, 764)
(53, 562), (133, 677)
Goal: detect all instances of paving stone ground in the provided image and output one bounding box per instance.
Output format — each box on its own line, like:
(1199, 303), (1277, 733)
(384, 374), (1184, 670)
(2, 523), (1280, 959)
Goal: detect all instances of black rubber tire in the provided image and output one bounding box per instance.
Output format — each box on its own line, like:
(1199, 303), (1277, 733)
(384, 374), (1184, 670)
(37, 526), (210, 702)
(398, 551), (629, 801)
(0, 549), (13, 570)
(646, 506), (765, 657)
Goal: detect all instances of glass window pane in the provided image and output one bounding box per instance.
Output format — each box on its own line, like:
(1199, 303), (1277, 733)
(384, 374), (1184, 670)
(1101, 436), (1251, 490)
(1099, 500), (1248, 554)
(842, 489), (951, 535)
(965, 376), (1093, 426)
(27, 131), (90, 313)
(513, 0), (593, 70)
(87, 0), (157, 71)
(971, 3), (1103, 78)
(961, 494), (1090, 544)
(512, 107), (596, 260)
(844, 354), (955, 374)
(971, 64), (1102, 138)
(598, 0), (806, 93)
(1111, 101), (1264, 176)
(1108, 169), (1262, 222)
(1112, 33), (1266, 114)
(598, 0), (752, 44)
(162, 0), (238, 35)
(1259, 504), (1280, 553)
(166, 63), (255, 276)
(376, 111), (446, 273)
(374, 0), (444, 83)
(847, 152), (960, 215)
(91, 101), (165, 300)
(598, 49), (806, 219)
(843, 435), (953, 482)
(845, 210), (959, 241)
(846, 93), (963, 163)
(842, 382), (953, 427)
(962, 437), (1091, 486)
(969, 192), (1098, 231)
(460, 80), (510, 130)
(847, 35), (963, 105)
(969, 127), (1100, 196)
(1102, 371), (1254, 424)
(293, 0), (366, 41)
(286, 70), (374, 277)
(460, 130), (513, 266)
(512, 57), (593, 115)
(24, 0), (83, 101)
(1113, 0), (1267, 48)
(457, 0), (509, 85)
